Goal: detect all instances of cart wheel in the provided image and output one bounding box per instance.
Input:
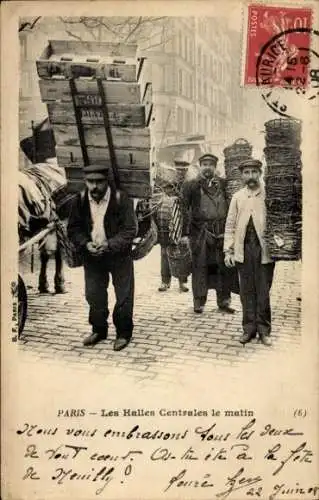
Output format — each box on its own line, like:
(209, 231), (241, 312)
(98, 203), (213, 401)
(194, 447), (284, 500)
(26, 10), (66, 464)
(18, 274), (27, 337)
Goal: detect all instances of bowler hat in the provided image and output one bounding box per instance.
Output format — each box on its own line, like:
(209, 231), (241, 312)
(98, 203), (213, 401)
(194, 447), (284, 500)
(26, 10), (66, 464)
(198, 153), (218, 164)
(238, 158), (262, 171)
(83, 164), (109, 177)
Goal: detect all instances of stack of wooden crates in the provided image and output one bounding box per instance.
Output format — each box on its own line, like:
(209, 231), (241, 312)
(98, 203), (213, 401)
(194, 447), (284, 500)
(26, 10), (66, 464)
(36, 40), (153, 199)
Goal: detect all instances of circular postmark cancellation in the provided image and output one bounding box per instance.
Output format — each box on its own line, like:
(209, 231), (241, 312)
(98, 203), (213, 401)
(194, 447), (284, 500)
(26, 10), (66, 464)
(256, 28), (319, 118)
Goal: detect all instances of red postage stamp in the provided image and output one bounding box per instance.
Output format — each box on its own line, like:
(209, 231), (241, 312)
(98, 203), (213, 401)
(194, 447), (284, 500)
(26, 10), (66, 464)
(244, 3), (313, 87)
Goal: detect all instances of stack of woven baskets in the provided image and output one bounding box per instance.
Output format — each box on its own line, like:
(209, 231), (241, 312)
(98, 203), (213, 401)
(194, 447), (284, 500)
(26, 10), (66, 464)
(264, 118), (302, 260)
(223, 139), (253, 203)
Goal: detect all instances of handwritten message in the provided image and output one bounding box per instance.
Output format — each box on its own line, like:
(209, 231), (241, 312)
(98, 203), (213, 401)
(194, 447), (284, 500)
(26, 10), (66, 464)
(14, 410), (318, 499)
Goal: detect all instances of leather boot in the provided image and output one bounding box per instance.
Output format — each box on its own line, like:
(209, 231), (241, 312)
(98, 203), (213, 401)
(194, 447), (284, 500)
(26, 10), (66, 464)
(194, 299), (204, 314)
(158, 283), (170, 292)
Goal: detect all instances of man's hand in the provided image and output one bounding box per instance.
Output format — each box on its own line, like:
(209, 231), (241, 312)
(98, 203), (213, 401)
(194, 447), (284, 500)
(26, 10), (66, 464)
(224, 253), (235, 268)
(94, 241), (109, 255)
(86, 242), (99, 255)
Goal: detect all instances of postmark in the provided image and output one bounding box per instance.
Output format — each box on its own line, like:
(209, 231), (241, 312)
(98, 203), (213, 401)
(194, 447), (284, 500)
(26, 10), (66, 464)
(256, 28), (319, 118)
(244, 3), (313, 86)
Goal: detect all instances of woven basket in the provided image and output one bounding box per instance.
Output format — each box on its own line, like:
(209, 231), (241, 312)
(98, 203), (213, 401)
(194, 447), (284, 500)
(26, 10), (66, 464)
(265, 119), (302, 141)
(264, 146), (302, 166)
(132, 218), (158, 261)
(266, 199), (301, 213)
(265, 163), (302, 176)
(265, 174), (301, 200)
(167, 239), (192, 279)
(223, 138), (252, 158)
(266, 213), (302, 260)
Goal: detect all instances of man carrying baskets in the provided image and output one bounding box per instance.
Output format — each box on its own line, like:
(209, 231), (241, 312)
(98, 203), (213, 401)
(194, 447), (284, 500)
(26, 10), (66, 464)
(224, 159), (275, 346)
(182, 153), (238, 314)
(67, 164), (138, 351)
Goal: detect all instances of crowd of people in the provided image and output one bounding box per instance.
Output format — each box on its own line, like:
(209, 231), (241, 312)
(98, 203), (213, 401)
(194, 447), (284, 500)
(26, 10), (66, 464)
(67, 152), (275, 351)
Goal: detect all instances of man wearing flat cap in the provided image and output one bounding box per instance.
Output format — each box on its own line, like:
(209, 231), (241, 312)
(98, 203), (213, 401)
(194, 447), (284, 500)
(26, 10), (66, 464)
(181, 153), (238, 314)
(67, 164), (138, 351)
(224, 158), (275, 346)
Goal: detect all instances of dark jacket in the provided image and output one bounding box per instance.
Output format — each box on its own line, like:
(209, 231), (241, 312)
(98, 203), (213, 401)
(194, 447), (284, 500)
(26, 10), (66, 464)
(181, 176), (228, 237)
(67, 188), (138, 257)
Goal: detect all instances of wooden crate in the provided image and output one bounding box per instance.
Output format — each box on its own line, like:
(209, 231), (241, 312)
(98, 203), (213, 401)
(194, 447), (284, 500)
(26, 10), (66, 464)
(39, 80), (152, 125)
(39, 80), (141, 104)
(36, 40), (139, 81)
(66, 174), (151, 199)
(52, 124), (151, 149)
(56, 145), (151, 170)
(48, 102), (146, 127)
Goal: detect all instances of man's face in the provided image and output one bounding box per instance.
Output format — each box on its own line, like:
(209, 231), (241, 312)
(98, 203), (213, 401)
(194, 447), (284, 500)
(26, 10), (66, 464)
(199, 159), (217, 180)
(241, 167), (261, 189)
(85, 175), (109, 201)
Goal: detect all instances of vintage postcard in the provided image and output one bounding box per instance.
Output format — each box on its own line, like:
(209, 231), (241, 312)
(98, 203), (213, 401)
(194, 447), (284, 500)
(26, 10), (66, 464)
(1, 0), (319, 499)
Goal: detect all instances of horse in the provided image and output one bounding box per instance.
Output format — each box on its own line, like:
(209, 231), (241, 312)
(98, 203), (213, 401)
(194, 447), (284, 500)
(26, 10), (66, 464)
(19, 158), (68, 294)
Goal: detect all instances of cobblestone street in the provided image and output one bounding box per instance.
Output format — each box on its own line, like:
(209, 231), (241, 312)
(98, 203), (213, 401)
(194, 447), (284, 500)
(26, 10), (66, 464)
(18, 245), (302, 384)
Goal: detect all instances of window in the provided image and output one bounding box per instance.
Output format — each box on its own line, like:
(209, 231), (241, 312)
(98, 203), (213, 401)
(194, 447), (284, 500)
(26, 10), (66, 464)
(185, 73), (190, 98)
(164, 65), (173, 93)
(20, 35), (28, 62)
(189, 39), (193, 64)
(153, 65), (164, 92)
(185, 110), (191, 133)
(213, 58), (217, 79)
(179, 31), (183, 56)
(197, 46), (202, 67)
(198, 113), (202, 133)
(197, 78), (201, 101)
(203, 54), (207, 73)
(204, 82), (207, 103)
(190, 75), (194, 99)
(207, 116), (211, 135)
(177, 107), (183, 132)
(178, 69), (183, 95)
(185, 37), (188, 61)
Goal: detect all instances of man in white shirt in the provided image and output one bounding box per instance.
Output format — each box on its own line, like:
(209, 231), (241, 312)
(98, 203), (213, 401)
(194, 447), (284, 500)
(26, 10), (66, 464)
(224, 159), (275, 346)
(68, 164), (138, 350)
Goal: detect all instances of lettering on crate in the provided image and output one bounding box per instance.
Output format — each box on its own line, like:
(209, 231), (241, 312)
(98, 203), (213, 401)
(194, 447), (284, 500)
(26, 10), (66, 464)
(75, 95), (102, 106)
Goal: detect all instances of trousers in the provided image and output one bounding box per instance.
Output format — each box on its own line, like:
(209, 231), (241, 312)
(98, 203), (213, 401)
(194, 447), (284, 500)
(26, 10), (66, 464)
(160, 245), (187, 284)
(84, 254), (134, 339)
(236, 219), (275, 337)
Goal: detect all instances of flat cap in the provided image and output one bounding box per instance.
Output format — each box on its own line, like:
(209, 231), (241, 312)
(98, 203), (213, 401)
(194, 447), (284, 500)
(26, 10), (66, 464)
(83, 164), (109, 175)
(238, 158), (262, 171)
(198, 153), (218, 164)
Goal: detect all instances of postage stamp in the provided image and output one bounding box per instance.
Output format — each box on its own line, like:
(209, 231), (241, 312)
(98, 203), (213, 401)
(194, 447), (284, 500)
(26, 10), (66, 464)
(244, 3), (313, 87)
